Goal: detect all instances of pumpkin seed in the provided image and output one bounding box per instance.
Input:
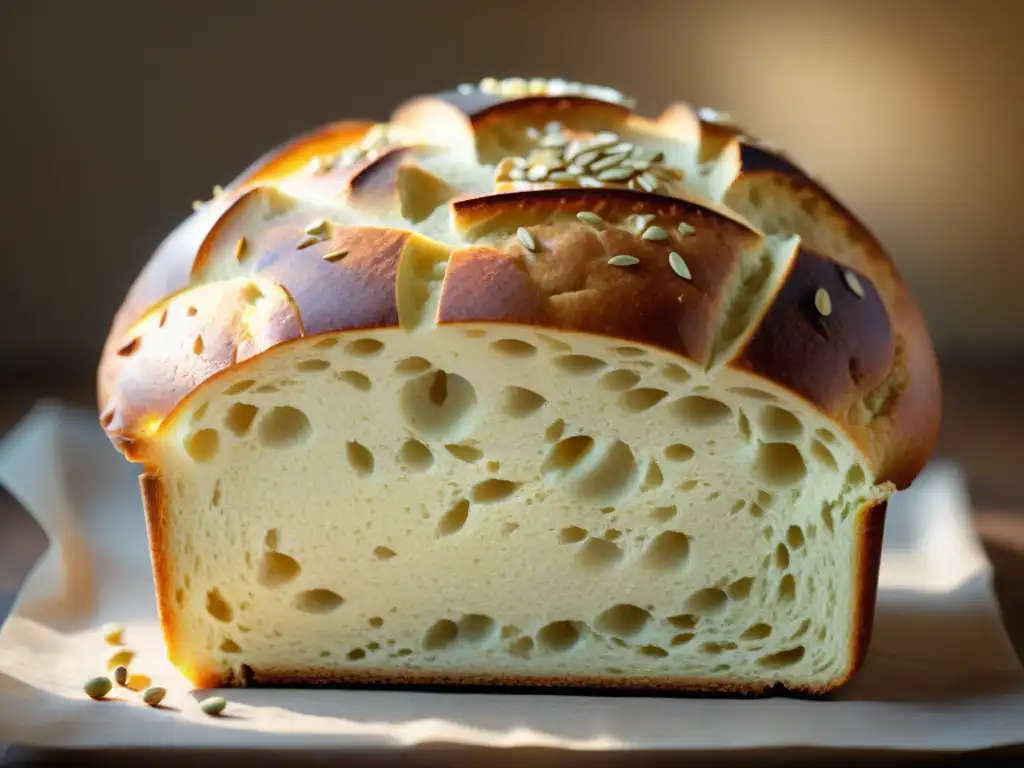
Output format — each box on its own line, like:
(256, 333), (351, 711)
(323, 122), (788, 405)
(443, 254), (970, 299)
(114, 665), (128, 686)
(233, 236), (247, 262)
(843, 270), (865, 298)
(677, 222), (696, 236)
(608, 255), (640, 267)
(517, 227), (537, 252)
(141, 687), (167, 707)
(596, 167), (633, 182)
(107, 650), (135, 670)
(526, 164), (549, 182)
(814, 288), (833, 316)
(669, 252), (692, 280)
(547, 171), (576, 183)
(304, 218), (328, 236)
(636, 173), (659, 192)
(296, 234), (319, 250)
(576, 211), (604, 228)
(571, 149), (602, 168)
(84, 676), (112, 700)
(589, 152), (630, 172)
(642, 225), (669, 241)
(322, 248), (348, 263)
(200, 696), (228, 716)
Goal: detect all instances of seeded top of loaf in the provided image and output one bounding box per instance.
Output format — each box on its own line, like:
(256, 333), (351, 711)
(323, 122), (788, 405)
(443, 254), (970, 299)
(98, 76), (940, 488)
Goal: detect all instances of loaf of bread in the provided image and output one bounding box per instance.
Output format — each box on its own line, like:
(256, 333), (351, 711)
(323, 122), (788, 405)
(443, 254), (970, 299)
(98, 77), (940, 694)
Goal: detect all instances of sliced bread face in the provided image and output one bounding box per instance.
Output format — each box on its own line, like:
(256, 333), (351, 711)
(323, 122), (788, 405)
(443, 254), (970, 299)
(152, 327), (882, 693)
(100, 77), (938, 694)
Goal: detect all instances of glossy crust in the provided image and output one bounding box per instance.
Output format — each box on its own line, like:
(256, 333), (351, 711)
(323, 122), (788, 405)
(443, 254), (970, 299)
(101, 81), (938, 695)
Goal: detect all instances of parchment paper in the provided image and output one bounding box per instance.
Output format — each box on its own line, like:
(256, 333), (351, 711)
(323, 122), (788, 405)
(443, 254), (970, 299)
(1, 401), (1022, 755)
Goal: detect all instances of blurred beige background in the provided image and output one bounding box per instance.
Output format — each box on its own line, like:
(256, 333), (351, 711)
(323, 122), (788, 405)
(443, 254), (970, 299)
(1, 0), (1023, 374)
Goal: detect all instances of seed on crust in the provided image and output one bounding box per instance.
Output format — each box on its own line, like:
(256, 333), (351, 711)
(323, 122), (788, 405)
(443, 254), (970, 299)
(815, 287), (833, 317)
(517, 227), (537, 252)
(843, 270), (865, 298)
(608, 254), (640, 267)
(669, 252), (692, 280)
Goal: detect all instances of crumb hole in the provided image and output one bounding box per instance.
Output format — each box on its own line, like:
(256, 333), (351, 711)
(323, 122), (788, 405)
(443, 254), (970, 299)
(537, 621), (582, 652)
(650, 505), (676, 523)
(639, 645), (668, 658)
(296, 358), (330, 373)
(671, 396), (732, 426)
(458, 614), (496, 643)
(685, 587), (728, 615)
(192, 335), (205, 355)
(184, 429), (220, 462)
(727, 577), (754, 600)
(661, 363), (691, 383)
(397, 439), (434, 472)
(400, 369), (478, 441)
(558, 526), (588, 544)
(373, 546), (396, 560)
(471, 479), (521, 503)
(544, 419), (566, 442)
(758, 406), (804, 441)
(369, 617), (384, 628)
(642, 459), (664, 490)
(394, 356), (433, 375)
(257, 406), (312, 449)
(621, 388), (669, 412)
(595, 604), (651, 637)
(729, 387), (776, 401)
(508, 636), (534, 658)
(775, 543), (790, 569)
(543, 435), (594, 474)
(423, 619), (458, 650)
(445, 443), (483, 463)
(490, 339), (537, 357)
(437, 499), (470, 536)
(671, 633), (695, 645)
(257, 551), (301, 588)
(778, 574), (796, 601)
(501, 386), (546, 418)
(345, 338), (384, 357)
(599, 369), (641, 391)
(642, 531), (690, 570)
(293, 589), (344, 613)
(552, 354), (607, 376)
(220, 639), (241, 653)
(667, 614), (698, 629)
(786, 525), (805, 549)
(346, 441), (375, 475)
(205, 588), (232, 622)
(738, 411), (752, 441)
(741, 623), (773, 641)
(347, 648), (366, 661)
(224, 403), (258, 436)
(753, 442), (806, 487)
(312, 337), (338, 350)
(576, 538), (623, 569)
(664, 443), (695, 462)
(337, 370), (372, 391)
(758, 646), (805, 668)
(847, 464), (866, 485)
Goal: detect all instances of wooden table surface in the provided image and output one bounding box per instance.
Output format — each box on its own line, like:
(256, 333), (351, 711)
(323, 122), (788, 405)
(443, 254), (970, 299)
(1, 359), (1022, 764)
